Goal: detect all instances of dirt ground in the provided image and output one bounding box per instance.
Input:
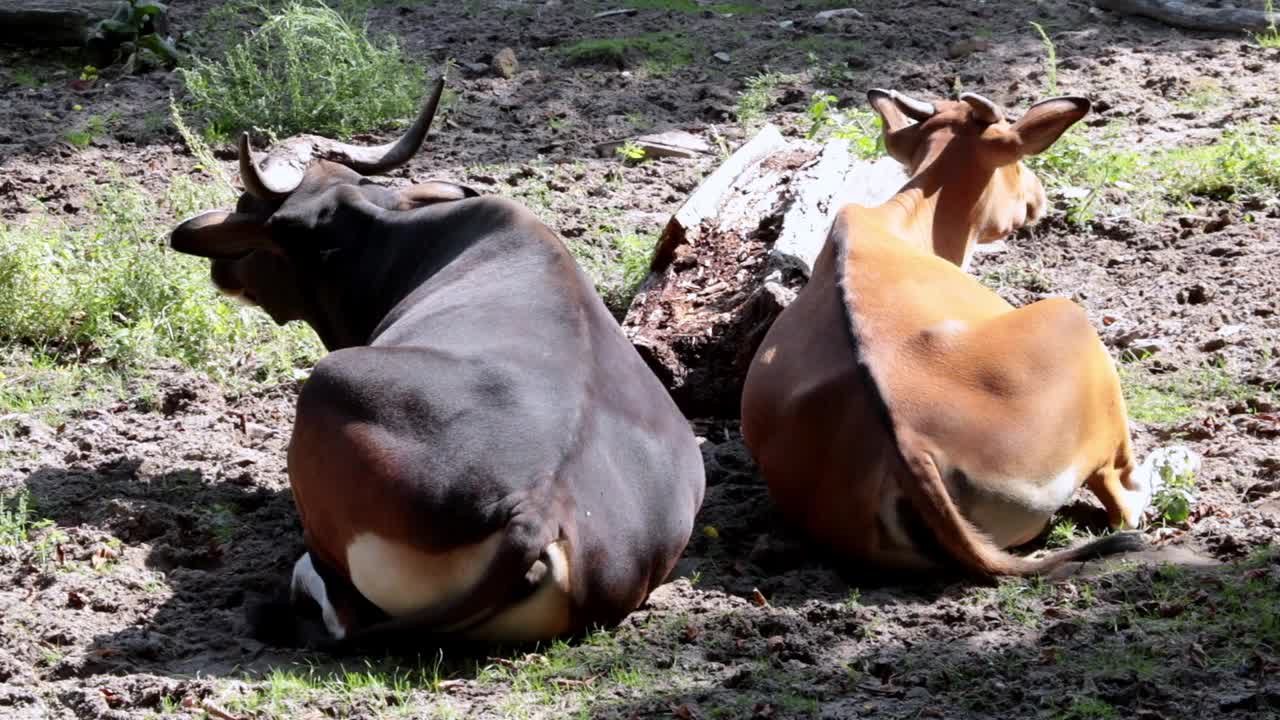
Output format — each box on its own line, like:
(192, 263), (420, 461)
(2, 1), (1279, 718)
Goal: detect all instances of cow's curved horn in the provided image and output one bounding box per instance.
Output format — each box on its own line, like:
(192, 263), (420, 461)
(960, 92), (1004, 125)
(310, 77), (446, 175)
(891, 91), (937, 121)
(238, 133), (300, 202)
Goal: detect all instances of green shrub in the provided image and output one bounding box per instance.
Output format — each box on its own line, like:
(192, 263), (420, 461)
(805, 92), (883, 159)
(0, 173), (320, 383)
(179, 1), (424, 139)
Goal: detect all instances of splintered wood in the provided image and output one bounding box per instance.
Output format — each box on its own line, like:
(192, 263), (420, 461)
(622, 125), (905, 417)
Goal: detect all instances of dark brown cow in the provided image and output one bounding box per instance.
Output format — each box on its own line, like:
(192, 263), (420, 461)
(741, 90), (1150, 577)
(170, 80), (705, 648)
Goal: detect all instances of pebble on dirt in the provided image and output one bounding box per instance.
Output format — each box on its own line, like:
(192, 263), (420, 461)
(491, 47), (518, 79)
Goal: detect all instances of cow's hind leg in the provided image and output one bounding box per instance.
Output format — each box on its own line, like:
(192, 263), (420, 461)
(291, 552), (347, 639)
(246, 550), (387, 649)
(1086, 452), (1152, 530)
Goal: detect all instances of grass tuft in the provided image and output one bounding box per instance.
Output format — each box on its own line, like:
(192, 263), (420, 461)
(1121, 361), (1251, 426)
(1030, 124), (1280, 224)
(569, 228), (653, 314)
(735, 71), (796, 127)
(1256, 0), (1280, 48)
(559, 33), (693, 76)
(1030, 21), (1058, 96)
(179, 1), (425, 139)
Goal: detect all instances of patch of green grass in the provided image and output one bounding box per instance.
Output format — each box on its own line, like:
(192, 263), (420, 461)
(1057, 696), (1119, 720)
(993, 576), (1047, 628)
(1155, 125), (1280, 202)
(12, 68), (42, 88)
(0, 490), (41, 548)
(1030, 21), (1059, 96)
(230, 656), (449, 719)
(615, 139), (648, 163)
(735, 71), (796, 127)
(628, 0), (761, 12)
(979, 264), (1053, 294)
(65, 114), (109, 149)
(0, 351), (124, 423)
(179, 1), (426, 139)
(0, 490), (65, 567)
(205, 502), (241, 544)
(1045, 518), (1078, 549)
(1256, 0), (1280, 48)
(569, 227), (653, 313)
(1031, 123), (1280, 223)
(1121, 361), (1251, 426)
(1175, 77), (1225, 112)
(0, 159), (320, 383)
(559, 32), (693, 76)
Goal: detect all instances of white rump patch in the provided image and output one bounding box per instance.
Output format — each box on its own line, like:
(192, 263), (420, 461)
(345, 532), (504, 618)
(291, 552), (346, 640)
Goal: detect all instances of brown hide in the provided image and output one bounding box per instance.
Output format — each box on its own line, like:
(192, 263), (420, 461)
(741, 92), (1148, 576)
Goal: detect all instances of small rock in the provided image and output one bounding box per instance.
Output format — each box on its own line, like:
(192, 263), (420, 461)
(714, 51), (731, 63)
(245, 422), (275, 441)
(1124, 337), (1169, 357)
(491, 47), (519, 79)
(1201, 337), (1227, 352)
(1179, 283), (1215, 305)
(813, 7), (865, 24)
(947, 37), (992, 59)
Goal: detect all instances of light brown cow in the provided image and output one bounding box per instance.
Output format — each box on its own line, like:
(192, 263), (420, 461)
(740, 90), (1151, 576)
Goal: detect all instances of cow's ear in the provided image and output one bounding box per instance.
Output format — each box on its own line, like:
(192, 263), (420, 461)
(170, 210), (274, 259)
(396, 180), (480, 210)
(1011, 96), (1090, 157)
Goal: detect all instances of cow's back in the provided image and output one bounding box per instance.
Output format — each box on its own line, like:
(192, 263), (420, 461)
(290, 196), (704, 636)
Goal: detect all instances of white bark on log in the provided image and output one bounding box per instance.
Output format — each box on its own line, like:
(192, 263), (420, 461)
(623, 126), (905, 416)
(649, 124), (788, 273)
(1095, 0), (1278, 33)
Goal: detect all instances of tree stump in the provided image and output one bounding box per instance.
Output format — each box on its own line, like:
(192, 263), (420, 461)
(621, 126), (906, 417)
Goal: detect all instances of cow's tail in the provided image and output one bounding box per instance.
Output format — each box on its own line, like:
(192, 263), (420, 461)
(897, 450), (1143, 577)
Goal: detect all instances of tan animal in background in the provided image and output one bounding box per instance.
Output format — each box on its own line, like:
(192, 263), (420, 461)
(741, 90), (1151, 576)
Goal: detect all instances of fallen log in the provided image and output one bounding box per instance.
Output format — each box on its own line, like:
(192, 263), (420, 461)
(622, 126), (905, 417)
(1095, 0), (1278, 33)
(0, 1), (177, 67)
(0, 1), (130, 48)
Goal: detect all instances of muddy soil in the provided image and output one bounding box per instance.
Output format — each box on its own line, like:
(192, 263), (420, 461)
(2, 1), (1278, 718)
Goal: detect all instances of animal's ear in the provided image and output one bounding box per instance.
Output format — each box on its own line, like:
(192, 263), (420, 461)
(170, 210), (274, 259)
(396, 180), (480, 210)
(1011, 96), (1090, 157)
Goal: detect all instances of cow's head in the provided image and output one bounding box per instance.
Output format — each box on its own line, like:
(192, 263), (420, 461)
(169, 79), (477, 346)
(867, 89), (1088, 263)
